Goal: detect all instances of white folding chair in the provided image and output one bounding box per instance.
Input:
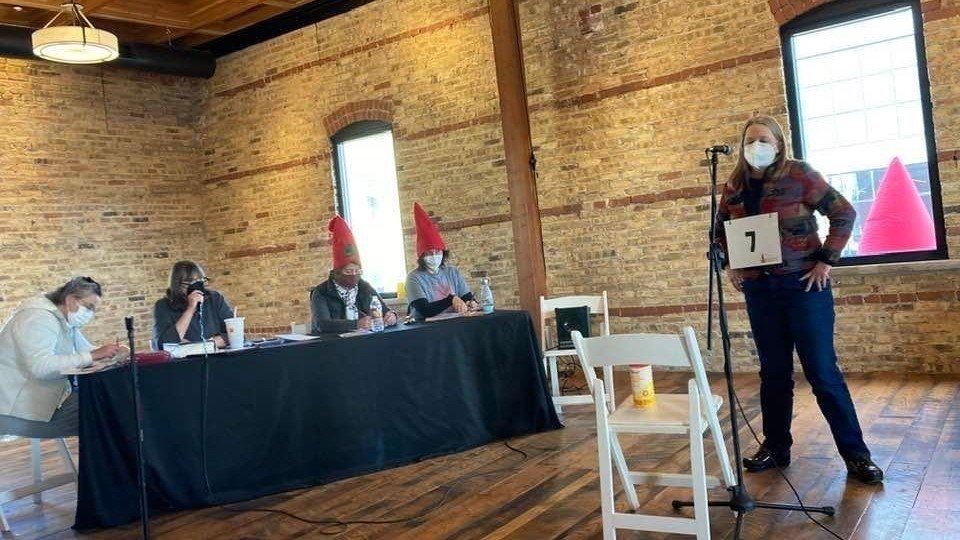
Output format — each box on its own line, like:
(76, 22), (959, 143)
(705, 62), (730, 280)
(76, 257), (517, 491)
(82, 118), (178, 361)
(0, 437), (77, 532)
(539, 292), (613, 416)
(572, 327), (735, 540)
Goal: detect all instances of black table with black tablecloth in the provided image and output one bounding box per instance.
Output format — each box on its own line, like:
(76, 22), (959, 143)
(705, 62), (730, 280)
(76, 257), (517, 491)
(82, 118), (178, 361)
(73, 310), (561, 529)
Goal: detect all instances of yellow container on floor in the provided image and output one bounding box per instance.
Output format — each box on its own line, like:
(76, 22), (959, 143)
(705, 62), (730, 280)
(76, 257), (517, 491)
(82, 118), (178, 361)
(630, 365), (655, 408)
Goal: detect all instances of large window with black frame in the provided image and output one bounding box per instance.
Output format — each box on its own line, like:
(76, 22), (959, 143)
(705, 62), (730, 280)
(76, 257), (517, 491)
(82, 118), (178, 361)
(331, 120), (407, 298)
(781, 0), (947, 264)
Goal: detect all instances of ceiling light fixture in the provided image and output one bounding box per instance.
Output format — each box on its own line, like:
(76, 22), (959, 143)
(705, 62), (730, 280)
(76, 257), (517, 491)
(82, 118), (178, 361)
(32, 2), (119, 64)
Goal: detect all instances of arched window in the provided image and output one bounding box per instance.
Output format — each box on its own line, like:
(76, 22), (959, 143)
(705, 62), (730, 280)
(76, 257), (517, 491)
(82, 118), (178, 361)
(781, 0), (946, 263)
(331, 120), (406, 297)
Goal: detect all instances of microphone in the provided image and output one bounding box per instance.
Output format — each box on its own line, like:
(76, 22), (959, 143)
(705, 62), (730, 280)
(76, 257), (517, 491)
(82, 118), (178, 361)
(707, 145), (733, 155)
(187, 280), (209, 297)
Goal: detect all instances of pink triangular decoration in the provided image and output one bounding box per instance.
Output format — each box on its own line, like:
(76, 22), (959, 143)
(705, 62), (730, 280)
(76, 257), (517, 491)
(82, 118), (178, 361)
(858, 157), (936, 255)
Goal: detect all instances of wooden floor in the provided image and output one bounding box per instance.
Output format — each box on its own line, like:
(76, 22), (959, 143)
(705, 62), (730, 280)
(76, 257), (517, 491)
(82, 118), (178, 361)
(2, 372), (959, 540)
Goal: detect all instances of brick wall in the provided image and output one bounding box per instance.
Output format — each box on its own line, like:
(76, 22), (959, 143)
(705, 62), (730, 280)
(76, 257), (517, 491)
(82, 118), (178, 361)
(8, 0), (952, 370)
(0, 58), (206, 350)
(521, 0), (960, 373)
(200, 0), (518, 334)
(201, 0), (960, 372)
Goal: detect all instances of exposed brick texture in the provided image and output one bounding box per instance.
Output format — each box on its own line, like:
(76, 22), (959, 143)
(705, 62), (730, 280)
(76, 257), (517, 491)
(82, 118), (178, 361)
(322, 99), (396, 136)
(202, 0), (515, 332)
(0, 59), (206, 349)
(3, 0), (959, 371)
(523, 0), (960, 373)
(769, 0), (960, 24)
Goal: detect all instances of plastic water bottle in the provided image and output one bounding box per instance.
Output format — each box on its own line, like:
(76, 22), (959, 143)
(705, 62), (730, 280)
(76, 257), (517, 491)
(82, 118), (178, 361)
(479, 277), (495, 313)
(370, 296), (385, 333)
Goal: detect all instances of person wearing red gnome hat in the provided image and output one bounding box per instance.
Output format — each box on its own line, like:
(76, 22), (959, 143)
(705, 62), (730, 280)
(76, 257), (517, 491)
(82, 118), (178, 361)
(405, 203), (477, 320)
(310, 216), (397, 334)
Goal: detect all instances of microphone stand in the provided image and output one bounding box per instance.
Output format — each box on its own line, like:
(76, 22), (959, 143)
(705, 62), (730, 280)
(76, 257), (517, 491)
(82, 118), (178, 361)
(671, 148), (834, 538)
(196, 294), (214, 497)
(125, 316), (150, 539)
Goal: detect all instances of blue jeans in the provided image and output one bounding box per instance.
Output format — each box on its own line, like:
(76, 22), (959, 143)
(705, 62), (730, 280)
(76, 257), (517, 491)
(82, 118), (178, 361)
(742, 272), (870, 461)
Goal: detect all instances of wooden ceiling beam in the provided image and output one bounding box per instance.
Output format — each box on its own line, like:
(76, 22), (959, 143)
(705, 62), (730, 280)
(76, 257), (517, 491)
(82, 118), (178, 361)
(0, 0), (116, 10)
(82, 0), (119, 13)
(185, 0), (261, 25)
(135, 25), (226, 45)
(0, 1), (191, 29)
(0, 1), (75, 12)
(0, 0), (315, 48)
(84, 3), (190, 29)
(136, 0), (267, 44)
(171, 4), (286, 46)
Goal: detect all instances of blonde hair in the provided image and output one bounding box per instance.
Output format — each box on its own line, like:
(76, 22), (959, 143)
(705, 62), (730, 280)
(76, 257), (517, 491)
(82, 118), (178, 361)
(728, 115), (790, 191)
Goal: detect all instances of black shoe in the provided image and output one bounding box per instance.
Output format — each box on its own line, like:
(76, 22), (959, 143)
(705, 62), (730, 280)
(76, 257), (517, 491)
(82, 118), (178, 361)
(743, 446), (790, 472)
(845, 457), (884, 484)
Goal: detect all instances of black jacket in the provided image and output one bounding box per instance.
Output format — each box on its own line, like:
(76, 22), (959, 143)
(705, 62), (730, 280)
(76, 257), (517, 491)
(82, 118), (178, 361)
(152, 290), (234, 350)
(309, 276), (393, 335)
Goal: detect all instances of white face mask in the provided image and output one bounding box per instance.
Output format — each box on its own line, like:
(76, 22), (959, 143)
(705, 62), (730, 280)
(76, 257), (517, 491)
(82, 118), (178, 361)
(68, 305), (94, 328)
(424, 254), (443, 272)
(743, 141), (778, 169)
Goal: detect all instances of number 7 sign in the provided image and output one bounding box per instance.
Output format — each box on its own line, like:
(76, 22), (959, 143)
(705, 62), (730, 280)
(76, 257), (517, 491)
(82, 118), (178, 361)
(724, 213), (783, 269)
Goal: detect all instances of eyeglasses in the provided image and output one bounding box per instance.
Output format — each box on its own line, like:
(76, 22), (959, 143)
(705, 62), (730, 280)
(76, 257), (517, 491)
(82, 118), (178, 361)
(71, 294), (98, 312)
(340, 268), (363, 276)
(180, 277), (209, 286)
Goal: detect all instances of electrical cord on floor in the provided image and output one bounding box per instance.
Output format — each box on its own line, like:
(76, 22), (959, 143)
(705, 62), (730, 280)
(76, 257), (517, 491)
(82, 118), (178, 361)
(732, 388), (847, 540)
(219, 439), (533, 535)
(558, 358), (588, 394)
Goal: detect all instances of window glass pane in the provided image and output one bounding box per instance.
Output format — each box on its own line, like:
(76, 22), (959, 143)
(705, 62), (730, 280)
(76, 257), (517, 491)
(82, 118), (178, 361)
(790, 6), (937, 258)
(336, 129), (407, 294)
(832, 79), (864, 114)
(864, 106), (898, 141)
(861, 73), (894, 107)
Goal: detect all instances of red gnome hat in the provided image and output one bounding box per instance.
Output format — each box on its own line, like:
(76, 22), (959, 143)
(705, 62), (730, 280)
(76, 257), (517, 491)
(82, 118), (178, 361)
(328, 216), (362, 269)
(858, 157), (936, 255)
(414, 202), (446, 257)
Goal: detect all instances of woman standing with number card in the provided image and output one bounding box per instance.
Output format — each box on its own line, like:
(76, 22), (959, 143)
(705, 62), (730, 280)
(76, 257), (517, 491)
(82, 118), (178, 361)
(715, 115), (883, 484)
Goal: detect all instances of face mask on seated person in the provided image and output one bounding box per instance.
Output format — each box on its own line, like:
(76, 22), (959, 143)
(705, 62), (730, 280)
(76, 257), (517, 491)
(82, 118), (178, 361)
(743, 141), (777, 170)
(424, 254), (443, 272)
(337, 275), (360, 289)
(68, 305), (94, 328)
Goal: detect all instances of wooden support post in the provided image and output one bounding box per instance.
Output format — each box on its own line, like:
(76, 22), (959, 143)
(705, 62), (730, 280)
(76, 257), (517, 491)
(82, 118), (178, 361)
(488, 0), (548, 325)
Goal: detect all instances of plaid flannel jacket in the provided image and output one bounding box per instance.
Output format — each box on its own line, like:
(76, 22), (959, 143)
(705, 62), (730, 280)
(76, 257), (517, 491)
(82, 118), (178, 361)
(715, 159), (856, 277)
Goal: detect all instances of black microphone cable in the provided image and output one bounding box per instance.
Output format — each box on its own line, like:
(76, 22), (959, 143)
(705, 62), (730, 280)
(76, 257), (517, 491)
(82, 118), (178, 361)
(196, 290), (215, 498)
(731, 387), (848, 540)
(218, 439), (540, 535)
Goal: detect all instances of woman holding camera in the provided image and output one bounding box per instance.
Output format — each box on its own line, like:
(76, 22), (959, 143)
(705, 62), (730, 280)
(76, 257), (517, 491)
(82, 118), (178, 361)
(152, 260), (235, 350)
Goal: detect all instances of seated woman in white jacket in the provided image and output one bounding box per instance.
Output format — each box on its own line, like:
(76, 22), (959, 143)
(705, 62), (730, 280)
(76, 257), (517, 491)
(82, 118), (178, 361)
(0, 277), (125, 438)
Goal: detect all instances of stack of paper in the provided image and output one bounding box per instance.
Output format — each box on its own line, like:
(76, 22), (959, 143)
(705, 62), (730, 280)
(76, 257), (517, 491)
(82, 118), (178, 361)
(276, 333), (320, 341)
